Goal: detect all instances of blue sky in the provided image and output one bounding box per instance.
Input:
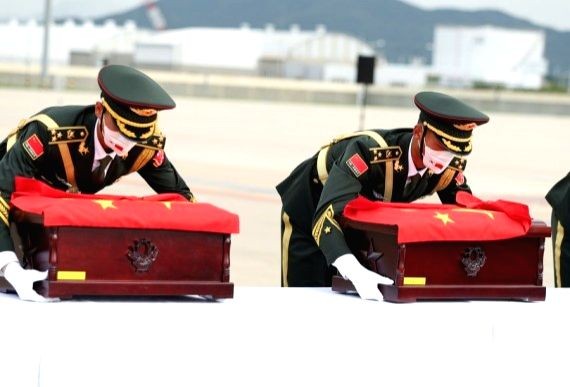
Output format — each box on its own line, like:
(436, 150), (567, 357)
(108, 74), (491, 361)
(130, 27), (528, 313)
(1, 0), (569, 31)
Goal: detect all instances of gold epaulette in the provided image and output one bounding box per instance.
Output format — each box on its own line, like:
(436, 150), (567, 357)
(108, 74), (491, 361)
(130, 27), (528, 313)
(129, 130), (166, 173)
(431, 157), (467, 193)
(137, 133), (166, 150)
(11, 114), (79, 191)
(447, 156), (467, 172)
(432, 169), (455, 193)
(369, 146), (402, 164)
(47, 127), (88, 144)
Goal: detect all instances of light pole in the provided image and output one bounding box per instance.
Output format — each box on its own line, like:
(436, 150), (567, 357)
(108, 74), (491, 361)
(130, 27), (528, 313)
(40, 0), (52, 87)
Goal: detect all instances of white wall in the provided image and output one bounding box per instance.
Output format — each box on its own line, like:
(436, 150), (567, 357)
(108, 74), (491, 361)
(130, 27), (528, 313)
(0, 19), (142, 65)
(375, 60), (429, 86)
(0, 19), (428, 87)
(140, 27), (269, 70)
(287, 32), (374, 63)
(432, 25), (547, 89)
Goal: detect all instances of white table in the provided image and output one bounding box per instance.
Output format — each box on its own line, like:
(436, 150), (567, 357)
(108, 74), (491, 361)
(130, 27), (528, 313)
(0, 287), (567, 387)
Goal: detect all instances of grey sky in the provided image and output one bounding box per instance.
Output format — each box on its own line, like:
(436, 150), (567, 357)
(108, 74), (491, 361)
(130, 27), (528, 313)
(1, 0), (569, 31)
(0, 0), (142, 19)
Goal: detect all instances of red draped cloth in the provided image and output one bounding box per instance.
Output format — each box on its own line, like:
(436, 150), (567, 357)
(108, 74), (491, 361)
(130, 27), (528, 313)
(10, 177), (239, 234)
(342, 192), (531, 244)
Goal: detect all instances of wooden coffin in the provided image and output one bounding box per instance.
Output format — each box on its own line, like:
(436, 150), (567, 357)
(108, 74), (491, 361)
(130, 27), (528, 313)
(2, 178), (239, 299)
(7, 215), (234, 298)
(8, 209), (235, 299)
(333, 214), (550, 303)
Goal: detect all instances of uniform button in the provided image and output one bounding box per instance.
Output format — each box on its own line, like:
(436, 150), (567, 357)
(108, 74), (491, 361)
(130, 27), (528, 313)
(313, 178), (319, 184)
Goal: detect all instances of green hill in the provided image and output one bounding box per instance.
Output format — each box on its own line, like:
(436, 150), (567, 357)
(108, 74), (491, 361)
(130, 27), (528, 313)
(92, 0), (570, 79)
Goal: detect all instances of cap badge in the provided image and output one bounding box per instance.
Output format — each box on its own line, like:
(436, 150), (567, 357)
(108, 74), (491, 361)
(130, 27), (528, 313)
(453, 122), (477, 131)
(130, 107), (158, 117)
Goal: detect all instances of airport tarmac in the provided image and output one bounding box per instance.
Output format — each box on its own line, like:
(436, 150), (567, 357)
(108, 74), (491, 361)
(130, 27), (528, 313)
(0, 87), (567, 287)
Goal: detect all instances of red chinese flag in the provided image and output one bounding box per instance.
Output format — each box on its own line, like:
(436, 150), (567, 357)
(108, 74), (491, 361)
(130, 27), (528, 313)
(346, 153), (368, 177)
(22, 134), (44, 160)
(343, 194), (531, 244)
(11, 177), (239, 234)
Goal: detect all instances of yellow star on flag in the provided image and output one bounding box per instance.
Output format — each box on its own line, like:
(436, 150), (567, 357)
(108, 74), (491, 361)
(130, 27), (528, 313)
(93, 199), (116, 209)
(434, 212), (454, 225)
(163, 202), (172, 209)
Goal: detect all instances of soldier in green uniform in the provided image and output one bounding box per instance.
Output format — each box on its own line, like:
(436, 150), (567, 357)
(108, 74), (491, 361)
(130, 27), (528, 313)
(0, 64), (195, 301)
(277, 91), (489, 300)
(546, 172), (570, 287)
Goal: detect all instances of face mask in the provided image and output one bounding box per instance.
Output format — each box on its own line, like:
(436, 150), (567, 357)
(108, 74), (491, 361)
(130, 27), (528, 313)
(101, 120), (136, 157)
(422, 140), (454, 174)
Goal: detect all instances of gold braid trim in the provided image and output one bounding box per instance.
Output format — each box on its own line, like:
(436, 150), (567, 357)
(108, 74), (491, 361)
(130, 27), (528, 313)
(281, 211), (293, 287)
(129, 147), (156, 173)
(554, 221), (565, 287)
(312, 204), (342, 246)
(423, 121), (471, 142)
(5, 119), (26, 151)
(26, 114), (58, 129)
(431, 169), (455, 194)
(0, 197), (9, 226)
(362, 131), (394, 202)
(316, 146), (329, 185)
(129, 127), (166, 173)
(441, 139), (463, 153)
(101, 98), (156, 140)
(57, 143), (77, 189)
(101, 98), (156, 128)
(6, 133), (18, 152)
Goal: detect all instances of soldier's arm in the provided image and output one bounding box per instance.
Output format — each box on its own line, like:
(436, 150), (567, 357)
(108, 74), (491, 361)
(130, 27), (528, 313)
(546, 172), (570, 228)
(0, 123), (54, 301)
(0, 122), (49, 251)
(312, 139), (376, 265)
(137, 149), (195, 202)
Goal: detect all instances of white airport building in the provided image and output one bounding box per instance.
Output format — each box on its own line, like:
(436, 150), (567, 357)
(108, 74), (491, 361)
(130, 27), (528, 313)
(432, 25), (548, 90)
(0, 19), (549, 89)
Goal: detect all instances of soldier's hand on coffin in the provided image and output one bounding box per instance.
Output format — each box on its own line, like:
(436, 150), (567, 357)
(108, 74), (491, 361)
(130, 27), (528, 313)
(333, 254), (393, 301)
(0, 252), (55, 302)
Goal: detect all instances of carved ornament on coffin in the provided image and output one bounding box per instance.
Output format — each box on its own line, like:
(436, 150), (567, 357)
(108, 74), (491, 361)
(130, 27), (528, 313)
(461, 247), (486, 277)
(127, 238), (159, 272)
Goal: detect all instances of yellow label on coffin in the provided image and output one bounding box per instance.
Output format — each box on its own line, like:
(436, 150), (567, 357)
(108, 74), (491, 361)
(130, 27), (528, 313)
(57, 271), (86, 281)
(403, 277), (426, 285)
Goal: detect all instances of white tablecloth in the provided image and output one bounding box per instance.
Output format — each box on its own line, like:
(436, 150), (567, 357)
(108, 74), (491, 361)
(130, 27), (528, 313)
(0, 287), (567, 387)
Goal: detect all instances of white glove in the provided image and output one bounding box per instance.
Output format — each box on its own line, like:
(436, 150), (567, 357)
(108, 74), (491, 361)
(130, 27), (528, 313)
(333, 253), (393, 301)
(0, 251), (52, 302)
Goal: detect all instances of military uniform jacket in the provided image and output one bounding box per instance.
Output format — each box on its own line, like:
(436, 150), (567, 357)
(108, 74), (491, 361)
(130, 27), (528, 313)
(546, 172), (570, 227)
(276, 128), (470, 265)
(0, 105), (193, 252)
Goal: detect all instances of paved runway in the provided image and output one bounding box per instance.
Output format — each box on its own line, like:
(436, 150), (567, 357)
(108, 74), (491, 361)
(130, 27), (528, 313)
(1, 87), (567, 287)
